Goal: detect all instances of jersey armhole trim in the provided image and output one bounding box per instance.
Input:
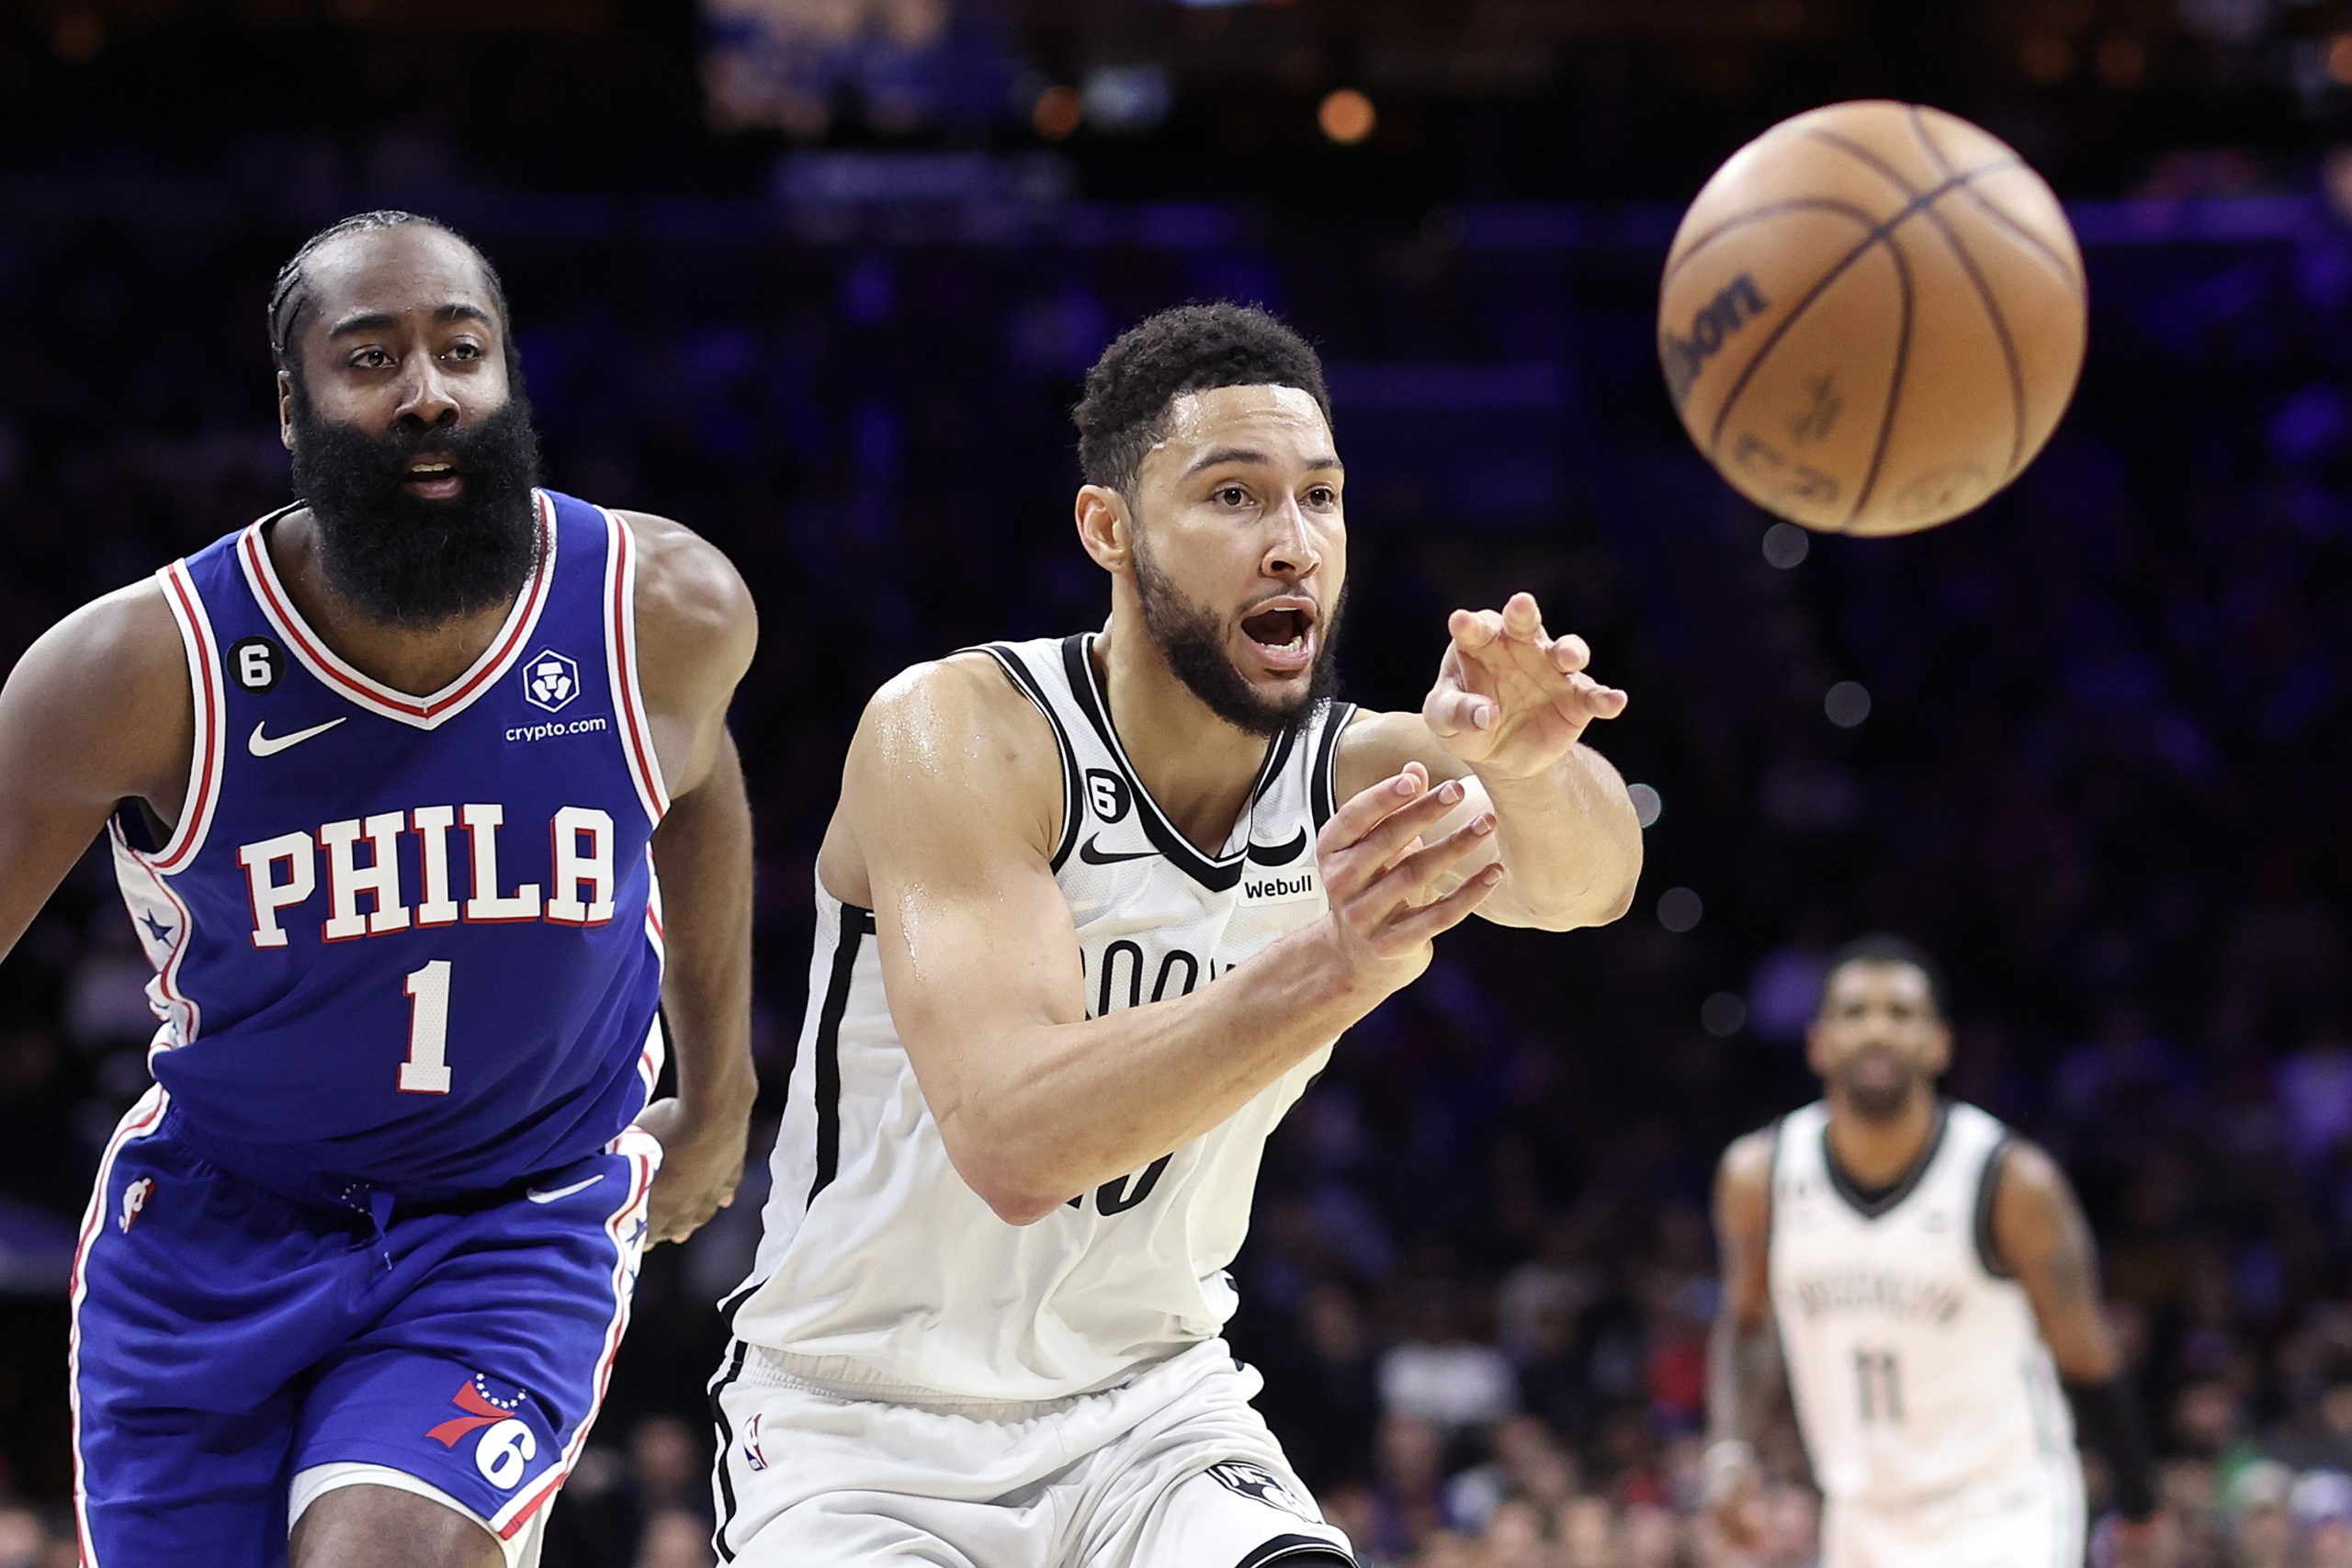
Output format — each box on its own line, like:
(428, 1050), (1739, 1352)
(963, 644), (1082, 872)
(602, 509), (673, 828)
(1309, 703), (1359, 829)
(144, 561), (225, 874)
(1973, 1134), (2016, 1279)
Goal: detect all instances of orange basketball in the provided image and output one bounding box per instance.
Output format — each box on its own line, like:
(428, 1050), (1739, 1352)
(1657, 100), (2086, 536)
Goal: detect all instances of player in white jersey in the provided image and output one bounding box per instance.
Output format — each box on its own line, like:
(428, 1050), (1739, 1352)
(1705, 937), (2162, 1568)
(710, 303), (1645, 1566)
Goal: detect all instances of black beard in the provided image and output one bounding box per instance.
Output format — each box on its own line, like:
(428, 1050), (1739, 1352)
(1837, 1058), (1920, 1122)
(1132, 535), (1344, 738)
(288, 391), (543, 629)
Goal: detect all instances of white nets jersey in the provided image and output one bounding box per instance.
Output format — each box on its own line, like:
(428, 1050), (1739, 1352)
(725, 633), (1359, 1403)
(1768, 1100), (2077, 1514)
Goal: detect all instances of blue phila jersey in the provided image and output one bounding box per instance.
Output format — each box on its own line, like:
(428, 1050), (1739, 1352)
(107, 489), (671, 1200)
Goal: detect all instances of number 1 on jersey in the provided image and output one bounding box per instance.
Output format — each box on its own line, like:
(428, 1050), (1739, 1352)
(1855, 1347), (1904, 1424)
(401, 960), (453, 1094)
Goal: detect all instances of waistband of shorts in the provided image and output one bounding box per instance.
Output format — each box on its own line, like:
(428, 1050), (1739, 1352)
(737, 1342), (1190, 1419)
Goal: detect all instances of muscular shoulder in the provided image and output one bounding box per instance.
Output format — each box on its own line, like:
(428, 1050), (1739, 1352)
(842, 653), (1062, 862)
(1989, 1138), (2074, 1231)
(3, 579), (190, 809)
(616, 511), (757, 715)
(1715, 1127), (1778, 1219)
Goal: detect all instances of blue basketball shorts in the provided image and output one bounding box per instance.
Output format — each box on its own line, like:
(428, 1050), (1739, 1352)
(68, 1086), (661, 1567)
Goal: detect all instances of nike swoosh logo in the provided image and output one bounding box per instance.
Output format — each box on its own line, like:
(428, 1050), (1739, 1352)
(248, 717), (346, 757)
(526, 1174), (606, 1204)
(1245, 829), (1309, 866)
(1078, 836), (1158, 866)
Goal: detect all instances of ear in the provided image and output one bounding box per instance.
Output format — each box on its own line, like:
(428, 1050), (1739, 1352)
(277, 371), (298, 453)
(1804, 1021), (1827, 1078)
(1075, 485), (1134, 575)
(1926, 1020), (1954, 1077)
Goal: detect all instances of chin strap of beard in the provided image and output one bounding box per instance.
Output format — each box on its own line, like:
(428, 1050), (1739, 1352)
(2064, 1373), (2157, 1522)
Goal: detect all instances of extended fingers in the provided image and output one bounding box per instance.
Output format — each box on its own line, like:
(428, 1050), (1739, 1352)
(1320, 761), (1431, 850)
(1384, 859), (1505, 944)
(1332, 777), (1474, 886)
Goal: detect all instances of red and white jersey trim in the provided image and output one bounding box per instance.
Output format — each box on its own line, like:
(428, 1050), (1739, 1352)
(236, 492), (558, 731)
(145, 561), (226, 874)
(599, 510), (671, 828)
(110, 824), (203, 1055)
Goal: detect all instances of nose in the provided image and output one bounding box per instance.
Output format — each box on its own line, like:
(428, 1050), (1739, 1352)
(393, 355), (460, 429)
(1260, 495), (1321, 581)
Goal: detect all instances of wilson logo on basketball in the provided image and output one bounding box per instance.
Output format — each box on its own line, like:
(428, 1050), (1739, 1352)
(1660, 272), (1770, 408)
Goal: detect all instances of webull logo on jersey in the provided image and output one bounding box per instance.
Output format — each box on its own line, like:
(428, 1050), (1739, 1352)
(237, 804), (617, 947)
(1241, 868), (1319, 905)
(1791, 1267), (1967, 1327)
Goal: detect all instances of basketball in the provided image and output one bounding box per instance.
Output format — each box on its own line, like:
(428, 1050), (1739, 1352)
(1658, 100), (2086, 536)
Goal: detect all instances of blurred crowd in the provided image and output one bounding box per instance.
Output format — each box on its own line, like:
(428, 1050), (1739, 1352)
(9, 103), (2352, 1564)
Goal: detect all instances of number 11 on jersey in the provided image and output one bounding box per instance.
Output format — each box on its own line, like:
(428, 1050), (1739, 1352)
(401, 960), (453, 1094)
(1855, 1347), (1904, 1424)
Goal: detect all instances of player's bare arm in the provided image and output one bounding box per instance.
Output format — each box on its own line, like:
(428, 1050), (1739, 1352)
(1335, 592), (1640, 931)
(829, 653), (1500, 1225)
(621, 510), (760, 1244)
(1991, 1138), (2161, 1549)
(1704, 1128), (1781, 1548)
(0, 583), (192, 965)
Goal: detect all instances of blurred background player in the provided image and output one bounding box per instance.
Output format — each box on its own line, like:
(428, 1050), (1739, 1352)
(707, 303), (1642, 1565)
(1706, 936), (2161, 1567)
(0, 211), (758, 1566)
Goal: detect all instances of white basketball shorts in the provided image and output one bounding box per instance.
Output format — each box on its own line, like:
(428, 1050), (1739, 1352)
(708, 1337), (1353, 1568)
(1824, 1464), (2086, 1568)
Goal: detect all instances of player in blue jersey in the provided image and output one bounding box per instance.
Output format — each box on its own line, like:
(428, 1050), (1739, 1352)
(0, 212), (759, 1568)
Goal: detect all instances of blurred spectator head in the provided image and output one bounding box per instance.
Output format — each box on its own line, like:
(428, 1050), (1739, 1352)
(1556, 1495), (1620, 1568)
(635, 1506), (712, 1568)
(628, 1415), (702, 1511)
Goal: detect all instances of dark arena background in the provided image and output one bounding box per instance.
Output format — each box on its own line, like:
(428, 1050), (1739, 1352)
(7, 3), (2352, 1565)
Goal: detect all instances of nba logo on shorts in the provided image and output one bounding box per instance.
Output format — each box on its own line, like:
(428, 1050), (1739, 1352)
(119, 1178), (155, 1234)
(523, 649), (580, 714)
(743, 1413), (769, 1472)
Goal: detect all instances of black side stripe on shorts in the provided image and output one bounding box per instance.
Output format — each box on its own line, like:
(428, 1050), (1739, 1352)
(707, 1338), (751, 1563)
(1237, 1535), (1357, 1568)
(808, 901), (876, 1208)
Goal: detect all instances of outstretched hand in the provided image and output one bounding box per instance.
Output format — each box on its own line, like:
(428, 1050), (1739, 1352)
(1424, 592), (1627, 782)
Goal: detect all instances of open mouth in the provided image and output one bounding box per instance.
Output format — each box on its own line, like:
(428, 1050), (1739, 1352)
(403, 456), (463, 500)
(1238, 598), (1317, 673)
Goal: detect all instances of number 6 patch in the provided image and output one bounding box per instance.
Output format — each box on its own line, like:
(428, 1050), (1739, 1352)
(229, 637), (283, 693)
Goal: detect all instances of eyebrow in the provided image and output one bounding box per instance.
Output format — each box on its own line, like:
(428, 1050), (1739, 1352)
(1182, 447), (1346, 479)
(325, 302), (495, 339)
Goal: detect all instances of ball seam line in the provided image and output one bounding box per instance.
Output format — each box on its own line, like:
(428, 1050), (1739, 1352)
(1802, 125), (2029, 479)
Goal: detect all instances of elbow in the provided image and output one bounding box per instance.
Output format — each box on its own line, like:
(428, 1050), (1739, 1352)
(938, 1118), (1072, 1227)
(1521, 867), (1642, 933)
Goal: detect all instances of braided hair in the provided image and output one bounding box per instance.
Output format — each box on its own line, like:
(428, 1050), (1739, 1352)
(266, 210), (516, 383)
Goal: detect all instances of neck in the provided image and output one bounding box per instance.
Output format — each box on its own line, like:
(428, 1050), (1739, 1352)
(1091, 608), (1271, 854)
(1823, 1090), (1940, 1190)
(269, 509), (521, 696)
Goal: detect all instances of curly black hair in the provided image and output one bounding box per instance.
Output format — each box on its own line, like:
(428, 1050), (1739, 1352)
(1072, 303), (1332, 499)
(1823, 933), (1953, 1021)
(266, 210), (517, 386)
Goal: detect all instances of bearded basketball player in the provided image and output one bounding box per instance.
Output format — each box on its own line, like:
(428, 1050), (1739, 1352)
(1706, 937), (2161, 1568)
(0, 212), (758, 1567)
(707, 303), (1645, 1566)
